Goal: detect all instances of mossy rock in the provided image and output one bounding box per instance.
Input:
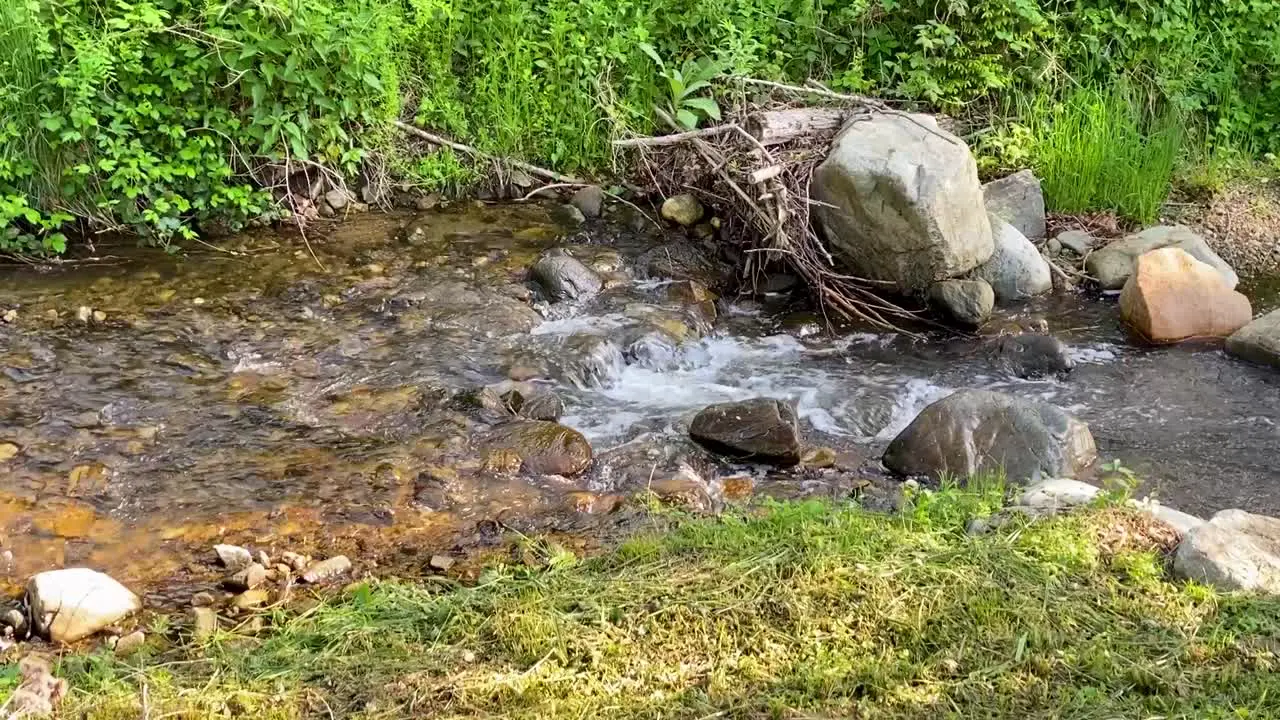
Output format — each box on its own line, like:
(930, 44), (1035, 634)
(480, 421), (593, 476)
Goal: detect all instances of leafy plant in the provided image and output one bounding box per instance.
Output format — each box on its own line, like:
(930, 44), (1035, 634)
(638, 43), (722, 130)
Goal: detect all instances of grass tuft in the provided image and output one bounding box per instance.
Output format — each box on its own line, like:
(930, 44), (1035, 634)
(43, 492), (1280, 718)
(1027, 84), (1185, 223)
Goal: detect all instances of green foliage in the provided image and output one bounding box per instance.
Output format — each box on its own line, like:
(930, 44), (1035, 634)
(0, 0), (401, 251)
(5, 0), (1280, 250)
(53, 498), (1280, 718)
(1026, 84), (1184, 223)
(638, 44), (723, 130)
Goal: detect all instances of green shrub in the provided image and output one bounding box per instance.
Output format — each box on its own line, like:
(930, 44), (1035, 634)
(3, 0), (1278, 252)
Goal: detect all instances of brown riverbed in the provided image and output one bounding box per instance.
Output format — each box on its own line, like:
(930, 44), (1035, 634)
(1, 202), (1278, 605)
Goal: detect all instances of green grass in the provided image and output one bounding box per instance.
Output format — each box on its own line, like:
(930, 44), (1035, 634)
(1026, 84), (1185, 223)
(46, 487), (1280, 719)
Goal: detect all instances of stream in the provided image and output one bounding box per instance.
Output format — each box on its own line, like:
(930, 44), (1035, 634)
(1, 203), (1277, 600)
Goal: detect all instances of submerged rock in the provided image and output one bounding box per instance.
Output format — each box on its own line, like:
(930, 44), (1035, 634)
(812, 113), (993, 291)
(530, 249), (603, 302)
(883, 390), (1097, 483)
(1226, 309), (1280, 369)
(988, 333), (1074, 378)
(983, 169), (1046, 241)
(689, 398), (802, 466)
(28, 568), (141, 643)
(976, 214), (1052, 301)
(1087, 225), (1238, 290)
(481, 420), (593, 475)
(502, 387), (565, 422)
(1174, 510), (1280, 594)
(1119, 248), (1251, 343)
(661, 194), (704, 226)
(637, 241), (734, 291)
(929, 279), (994, 326)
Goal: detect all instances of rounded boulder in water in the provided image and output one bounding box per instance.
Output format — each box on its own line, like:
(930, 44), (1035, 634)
(530, 249), (602, 302)
(689, 398), (802, 466)
(987, 333), (1075, 378)
(883, 389), (1096, 483)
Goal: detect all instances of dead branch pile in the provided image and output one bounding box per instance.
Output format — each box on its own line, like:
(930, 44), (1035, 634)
(616, 79), (932, 335)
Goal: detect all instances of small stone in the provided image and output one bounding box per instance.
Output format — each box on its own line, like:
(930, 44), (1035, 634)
(190, 592), (216, 607)
(223, 563), (267, 592)
(415, 194), (441, 211)
(92, 310), (107, 323)
(2, 608), (27, 635)
(552, 204), (586, 226)
(301, 555), (352, 584)
(570, 185), (605, 218)
(324, 188), (351, 212)
(0, 443), (19, 463)
(76, 306), (93, 323)
(2, 309), (16, 323)
(661, 194), (704, 226)
(1046, 238), (1062, 255)
(114, 630), (145, 656)
(256, 551), (271, 568)
(281, 551), (310, 573)
(928, 279), (994, 326)
(191, 607), (218, 639)
(231, 590), (270, 610)
(801, 447), (837, 469)
(1057, 230), (1095, 256)
(428, 554), (455, 572)
(192, 297), (206, 305)
(213, 544), (253, 572)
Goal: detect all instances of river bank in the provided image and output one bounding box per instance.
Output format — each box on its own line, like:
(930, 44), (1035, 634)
(29, 494), (1280, 718)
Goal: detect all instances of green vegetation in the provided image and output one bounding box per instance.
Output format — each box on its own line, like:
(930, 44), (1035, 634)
(3, 0), (1279, 251)
(1024, 84), (1185, 223)
(47, 489), (1280, 719)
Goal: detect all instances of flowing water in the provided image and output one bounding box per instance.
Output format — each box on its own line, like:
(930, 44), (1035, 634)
(1, 203), (1277, 600)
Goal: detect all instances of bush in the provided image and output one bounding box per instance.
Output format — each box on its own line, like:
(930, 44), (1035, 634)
(2, 0), (1278, 251)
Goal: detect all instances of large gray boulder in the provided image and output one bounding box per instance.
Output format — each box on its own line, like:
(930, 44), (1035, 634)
(983, 169), (1046, 241)
(689, 398), (801, 466)
(1173, 510), (1280, 594)
(883, 390), (1097, 483)
(1226, 309), (1280, 369)
(1086, 225), (1238, 290)
(813, 113), (993, 291)
(28, 568), (141, 643)
(976, 214), (1052, 301)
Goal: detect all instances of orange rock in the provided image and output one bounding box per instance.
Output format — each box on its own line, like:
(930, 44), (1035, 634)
(1119, 248), (1251, 343)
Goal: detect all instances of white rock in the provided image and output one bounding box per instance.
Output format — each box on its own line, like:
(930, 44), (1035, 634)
(1173, 509), (1280, 594)
(1130, 499), (1205, 535)
(214, 544), (252, 572)
(812, 113), (993, 291)
(976, 213), (1052, 301)
(1017, 478), (1101, 511)
(27, 569), (141, 643)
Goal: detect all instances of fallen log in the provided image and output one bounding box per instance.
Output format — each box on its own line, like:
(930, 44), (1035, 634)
(746, 107), (849, 146)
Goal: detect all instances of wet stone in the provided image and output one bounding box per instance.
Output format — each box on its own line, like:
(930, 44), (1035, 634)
(479, 421), (594, 476)
(301, 555), (352, 584)
(689, 398), (802, 467)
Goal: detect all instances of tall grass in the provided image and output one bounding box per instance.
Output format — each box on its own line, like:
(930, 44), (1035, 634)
(1026, 84), (1184, 223)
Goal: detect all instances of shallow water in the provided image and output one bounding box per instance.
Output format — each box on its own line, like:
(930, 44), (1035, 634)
(0, 204), (1277, 597)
